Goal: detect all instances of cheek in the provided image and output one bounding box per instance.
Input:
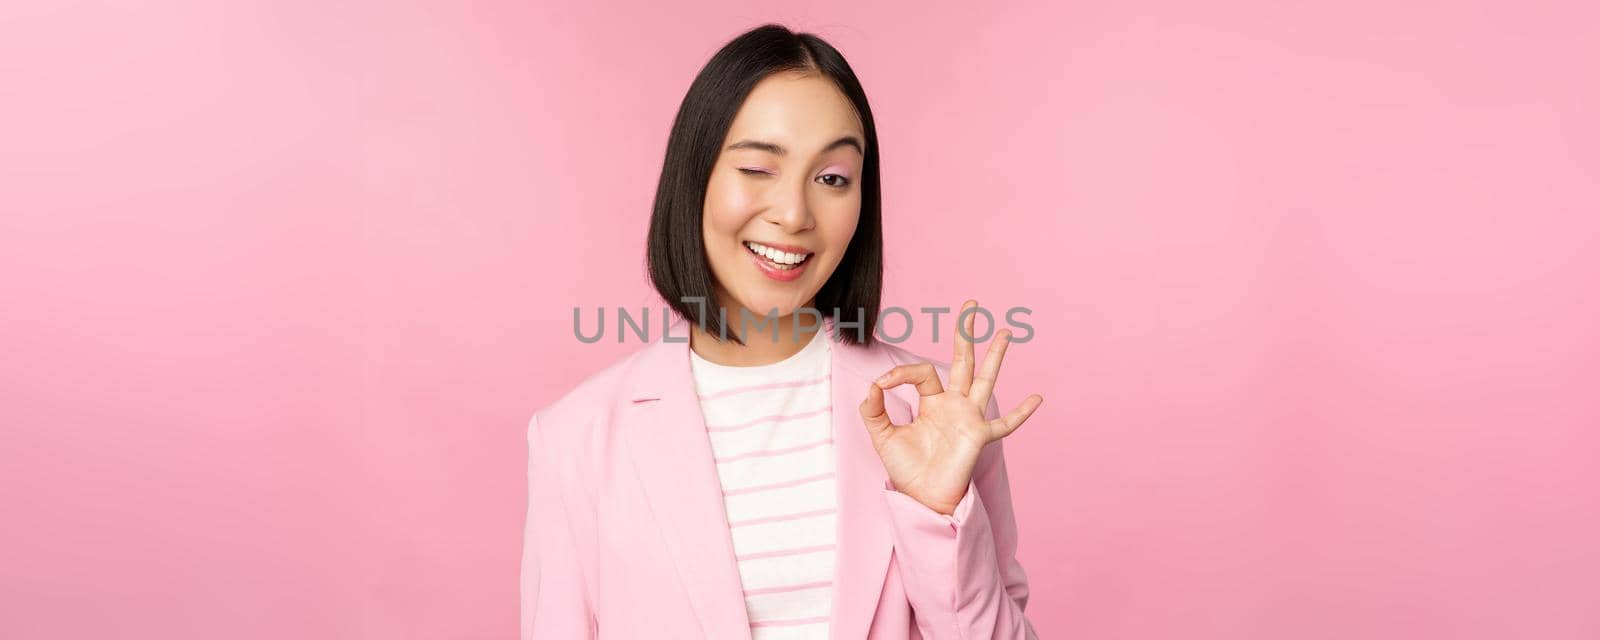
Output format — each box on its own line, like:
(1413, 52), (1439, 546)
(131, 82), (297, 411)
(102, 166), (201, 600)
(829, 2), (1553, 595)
(702, 174), (757, 241)
(816, 202), (861, 256)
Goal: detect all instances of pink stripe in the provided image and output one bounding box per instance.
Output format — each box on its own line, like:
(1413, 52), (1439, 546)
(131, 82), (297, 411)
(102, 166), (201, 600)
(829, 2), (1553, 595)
(713, 438), (833, 463)
(705, 405), (831, 433)
(736, 543), (836, 561)
(750, 615), (831, 628)
(722, 472), (836, 497)
(699, 374), (830, 401)
(744, 580), (832, 597)
(728, 507), (836, 528)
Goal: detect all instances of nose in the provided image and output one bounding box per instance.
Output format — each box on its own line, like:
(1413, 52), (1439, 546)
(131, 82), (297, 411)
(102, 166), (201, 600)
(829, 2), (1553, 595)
(762, 176), (815, 234)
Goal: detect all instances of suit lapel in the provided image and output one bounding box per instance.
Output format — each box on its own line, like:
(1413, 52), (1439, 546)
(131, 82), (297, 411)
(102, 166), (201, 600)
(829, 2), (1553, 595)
(620, 316), (904, 639)
(828, 319), (907, 639)
(621, 318), (751, 639)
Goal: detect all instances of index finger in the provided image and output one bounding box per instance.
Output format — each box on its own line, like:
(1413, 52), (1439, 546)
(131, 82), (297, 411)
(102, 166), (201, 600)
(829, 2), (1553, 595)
(875, 361), (945, 397)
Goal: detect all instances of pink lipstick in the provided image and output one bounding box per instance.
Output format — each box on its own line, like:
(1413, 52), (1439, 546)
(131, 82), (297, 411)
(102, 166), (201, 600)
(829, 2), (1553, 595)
(743, 240), (813, 282)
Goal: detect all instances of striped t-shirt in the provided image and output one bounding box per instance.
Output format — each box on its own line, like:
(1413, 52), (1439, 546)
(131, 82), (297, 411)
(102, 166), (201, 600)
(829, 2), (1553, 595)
(688, 327), (836, 639)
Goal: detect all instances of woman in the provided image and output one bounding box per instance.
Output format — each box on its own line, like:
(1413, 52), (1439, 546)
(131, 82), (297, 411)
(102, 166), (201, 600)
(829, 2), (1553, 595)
(523, 24), (1044, 639)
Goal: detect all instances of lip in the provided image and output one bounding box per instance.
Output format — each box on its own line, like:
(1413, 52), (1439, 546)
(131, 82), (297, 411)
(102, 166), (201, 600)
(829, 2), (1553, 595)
(744, 242), (811, 282)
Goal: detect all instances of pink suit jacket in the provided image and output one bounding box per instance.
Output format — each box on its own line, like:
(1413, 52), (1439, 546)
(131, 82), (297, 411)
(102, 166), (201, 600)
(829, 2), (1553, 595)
(522, 317), (1040, 639)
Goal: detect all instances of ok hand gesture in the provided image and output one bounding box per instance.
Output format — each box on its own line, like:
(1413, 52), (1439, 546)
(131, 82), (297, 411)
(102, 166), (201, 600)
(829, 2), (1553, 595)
(858, 300), (1044, 516)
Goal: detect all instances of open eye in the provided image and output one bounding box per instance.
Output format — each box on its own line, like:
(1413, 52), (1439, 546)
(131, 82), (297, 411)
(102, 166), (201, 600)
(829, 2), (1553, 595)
(817, 174), (852, 188)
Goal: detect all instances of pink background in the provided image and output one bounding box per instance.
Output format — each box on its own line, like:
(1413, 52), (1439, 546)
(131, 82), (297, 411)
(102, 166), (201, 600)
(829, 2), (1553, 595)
(3, 1), (1598, 638)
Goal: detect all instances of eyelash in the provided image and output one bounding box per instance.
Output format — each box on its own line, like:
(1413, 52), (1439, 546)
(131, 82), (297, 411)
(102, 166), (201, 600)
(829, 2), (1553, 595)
(738, 167), (852, 188)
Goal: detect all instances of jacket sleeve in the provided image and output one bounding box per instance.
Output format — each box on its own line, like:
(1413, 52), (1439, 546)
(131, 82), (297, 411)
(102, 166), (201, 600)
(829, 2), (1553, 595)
(880, 394), (1040, 639)
(521, 413), (597, 639)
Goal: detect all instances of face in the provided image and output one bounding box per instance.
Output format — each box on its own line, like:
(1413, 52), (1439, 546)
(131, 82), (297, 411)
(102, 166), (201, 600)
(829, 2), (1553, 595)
(702, 71), (865, 324)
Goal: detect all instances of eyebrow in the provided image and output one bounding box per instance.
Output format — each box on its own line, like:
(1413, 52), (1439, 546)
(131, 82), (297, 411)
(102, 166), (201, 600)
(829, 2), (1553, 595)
(725, 135), (864, 157)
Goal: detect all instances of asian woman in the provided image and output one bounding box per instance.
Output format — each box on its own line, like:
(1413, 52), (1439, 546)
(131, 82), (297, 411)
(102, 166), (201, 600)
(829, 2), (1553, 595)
(521, 23), (1044, 640)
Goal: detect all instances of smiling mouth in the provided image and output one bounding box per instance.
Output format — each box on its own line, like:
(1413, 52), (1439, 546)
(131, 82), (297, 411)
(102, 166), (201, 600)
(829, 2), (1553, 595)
(743, 241), (813, 271)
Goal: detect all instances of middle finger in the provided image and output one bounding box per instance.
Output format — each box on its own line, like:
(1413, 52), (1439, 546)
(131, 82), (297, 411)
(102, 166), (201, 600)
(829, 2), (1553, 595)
(949, 299), (978, 395)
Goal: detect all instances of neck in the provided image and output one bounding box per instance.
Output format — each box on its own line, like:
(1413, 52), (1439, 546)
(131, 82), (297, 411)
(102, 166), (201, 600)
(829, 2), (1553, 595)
(689, 307), (825, 367)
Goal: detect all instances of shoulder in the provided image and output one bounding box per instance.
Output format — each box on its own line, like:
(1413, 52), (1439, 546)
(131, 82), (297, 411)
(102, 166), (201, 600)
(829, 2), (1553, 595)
(527, 343), (653, 442)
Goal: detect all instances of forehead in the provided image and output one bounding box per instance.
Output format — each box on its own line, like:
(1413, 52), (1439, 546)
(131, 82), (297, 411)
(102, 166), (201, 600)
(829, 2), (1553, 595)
(725, 72), (864, 150)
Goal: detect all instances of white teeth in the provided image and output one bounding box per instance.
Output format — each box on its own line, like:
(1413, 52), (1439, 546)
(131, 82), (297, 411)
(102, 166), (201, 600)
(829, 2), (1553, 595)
(744, 241), (811, 266)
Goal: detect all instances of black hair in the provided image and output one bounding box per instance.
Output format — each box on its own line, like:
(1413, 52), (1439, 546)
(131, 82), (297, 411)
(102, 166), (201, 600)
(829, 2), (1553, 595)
(645, 23), (883, 346)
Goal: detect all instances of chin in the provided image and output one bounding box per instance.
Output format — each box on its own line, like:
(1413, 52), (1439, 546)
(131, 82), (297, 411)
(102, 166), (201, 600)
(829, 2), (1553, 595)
(733, 288), (812, 320)
(742, 298), (800, 319)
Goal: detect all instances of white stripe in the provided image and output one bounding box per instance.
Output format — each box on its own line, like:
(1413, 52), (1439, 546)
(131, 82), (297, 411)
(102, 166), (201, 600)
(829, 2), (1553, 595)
(752, 621), (831, 640)
(730, 512), (837, 556)
(746, 584), (833, 622)
(714, 443), (835, 487)
(736, 548), (836, 591)
(723, 476), (837, 523)
(707, 412), (832, 457)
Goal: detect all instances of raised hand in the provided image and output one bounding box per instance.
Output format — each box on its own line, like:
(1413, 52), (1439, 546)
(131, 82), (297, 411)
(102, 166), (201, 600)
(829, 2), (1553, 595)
(858, 300), (1044, 515)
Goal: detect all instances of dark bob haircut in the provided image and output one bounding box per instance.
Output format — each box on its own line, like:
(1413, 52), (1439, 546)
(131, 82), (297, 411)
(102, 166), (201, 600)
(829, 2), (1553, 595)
(646, 23), (883, 346)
